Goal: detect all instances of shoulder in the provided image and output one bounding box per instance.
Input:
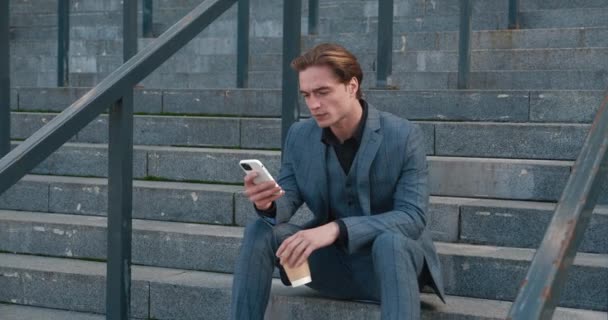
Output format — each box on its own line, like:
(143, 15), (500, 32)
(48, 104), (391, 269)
(283, 118), (319, 149)
(372, 106), (418, 136)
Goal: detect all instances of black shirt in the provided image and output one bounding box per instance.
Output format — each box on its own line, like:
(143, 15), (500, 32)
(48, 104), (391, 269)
(321, 99), (368, 174)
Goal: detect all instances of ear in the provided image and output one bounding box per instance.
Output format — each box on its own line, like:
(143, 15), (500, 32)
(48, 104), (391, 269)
(348, 77), (359, 97)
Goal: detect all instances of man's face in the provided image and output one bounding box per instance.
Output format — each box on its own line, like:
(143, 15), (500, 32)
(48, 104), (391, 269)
(298, 65), (358, 128)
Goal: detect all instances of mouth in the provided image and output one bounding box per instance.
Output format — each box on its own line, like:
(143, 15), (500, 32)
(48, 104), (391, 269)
(313, 113), (328, 119)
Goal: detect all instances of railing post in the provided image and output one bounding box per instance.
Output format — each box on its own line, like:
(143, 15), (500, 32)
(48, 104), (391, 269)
(281, 0), (301, 148)
(0, 0), (9, 157)
(508, 94), (608, 319)
(457, 0), (472, 89)
(106, 0), (137, 319)
(57, 0), (70, 87)
(236, 0), (250, 88)
(376, 0), (393, 88)
(508, 0), (520, 29)
(308, 0), (319, 35)
(142, 0), (153, 38)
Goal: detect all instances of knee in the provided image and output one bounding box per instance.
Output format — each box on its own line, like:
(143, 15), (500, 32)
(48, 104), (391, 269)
(372, 232), (414, 257)
(242, 218), (274, 251)
(242, 220), (300, 253)
(271, 223), (301, 243)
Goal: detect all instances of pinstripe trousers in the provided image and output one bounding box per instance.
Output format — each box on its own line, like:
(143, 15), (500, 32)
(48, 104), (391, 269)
(230, 219), (425, 320)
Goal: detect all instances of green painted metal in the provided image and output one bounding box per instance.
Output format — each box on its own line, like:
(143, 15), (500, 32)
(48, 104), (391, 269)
(105, 0), (138, 318)
(508, 0), (520, 29)
(508, 92), (608, 319)
(281, 0), (301, 148)
(0, 0), (9, 157)
(57, 0), (70, 87)
(457, 0), (472, 89)
(308, 0), (319, 35)
(237, 0), (250, 88)
(142, 0), (154, 38)
(376, 0), (393, 88)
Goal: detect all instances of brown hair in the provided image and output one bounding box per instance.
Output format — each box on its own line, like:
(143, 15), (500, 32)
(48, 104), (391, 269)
(291, 43), (363, 99)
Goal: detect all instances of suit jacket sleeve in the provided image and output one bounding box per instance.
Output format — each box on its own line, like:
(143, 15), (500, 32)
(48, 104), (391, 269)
(270, 124), (304, 224)
(340, 124), (429, 254)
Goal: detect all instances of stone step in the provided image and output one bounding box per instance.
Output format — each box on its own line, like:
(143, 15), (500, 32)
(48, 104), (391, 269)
(10, 112), (593, 160)
(12, 47), (608, 76)
(456, 199), (608, 254)
(390, 70), (608, 90)
(1, 175), (606, 251)
(0, 217), (606, 311)
(11, 64), (608, 89)
(1, 253), (605, 319)
(310, 27), (608, 52)
(11, 26), (608, 62)
(521, 8), (608, 29)
(10, 141), (599, 202)
(10, 87), (604, 124)
(0, 304), (105, 320)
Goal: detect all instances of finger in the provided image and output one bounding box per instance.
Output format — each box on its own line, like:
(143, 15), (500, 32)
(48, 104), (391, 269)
(276, 234), (294, 258)
(282, 237), (306, 267)
(287, 239), (308, 267)
(245, 181), (279, 198)
(250, 186), (283, 202)
(243, 172), (258, 186)
(294, 247), (314, 268)
(277, 233), (300, 261)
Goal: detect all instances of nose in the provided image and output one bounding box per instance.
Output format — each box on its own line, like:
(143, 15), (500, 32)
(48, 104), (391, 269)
(307, 96), (321, 111)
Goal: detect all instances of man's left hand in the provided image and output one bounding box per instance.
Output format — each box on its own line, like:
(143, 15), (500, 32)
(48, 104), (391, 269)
(276, 222), (340, 268)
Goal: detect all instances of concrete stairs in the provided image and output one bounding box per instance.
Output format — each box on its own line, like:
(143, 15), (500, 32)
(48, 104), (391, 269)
(8, 0), (608, 88)
(3, 88), (608, 318)
(3, 0), (608, 318)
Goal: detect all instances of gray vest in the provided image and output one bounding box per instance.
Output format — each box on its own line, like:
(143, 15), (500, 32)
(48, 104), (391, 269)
(327, 148), (364, 220)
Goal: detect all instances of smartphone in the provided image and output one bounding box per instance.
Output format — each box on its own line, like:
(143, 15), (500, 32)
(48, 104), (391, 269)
(239, 159), (276, 185)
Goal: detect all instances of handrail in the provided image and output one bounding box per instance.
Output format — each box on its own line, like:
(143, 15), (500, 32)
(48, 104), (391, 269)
(0, 0), (8, 157)
(142, 0), (154, 38)
(458, 0), (520, 89)
(508, 0), (520, 29)
(0, 0), (237, 194)
(308, 0), (319, 35)
(508, 92), (608, 319)
(376, 0), (394, 88)
(0, 1), (238, 318)
(457, 0), (472, 89)
(281, 0), (302, 148)
(57, 0), (70, 86)
(237, 0), (250, 88)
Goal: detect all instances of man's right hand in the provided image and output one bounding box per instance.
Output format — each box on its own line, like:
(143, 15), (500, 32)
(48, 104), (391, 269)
(244, 172), (285, 210)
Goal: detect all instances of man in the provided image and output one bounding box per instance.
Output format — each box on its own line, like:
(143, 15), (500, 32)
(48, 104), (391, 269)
(231, 43), (445, 320)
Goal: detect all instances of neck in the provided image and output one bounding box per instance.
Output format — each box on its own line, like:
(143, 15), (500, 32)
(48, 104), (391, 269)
(330, 100), (363, 143)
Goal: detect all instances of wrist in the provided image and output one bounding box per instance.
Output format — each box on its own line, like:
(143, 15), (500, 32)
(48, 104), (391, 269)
(255, 201), (272, 211)
(328, 222), (340, 240)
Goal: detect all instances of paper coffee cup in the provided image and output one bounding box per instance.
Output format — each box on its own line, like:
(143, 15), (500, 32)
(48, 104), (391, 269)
(283, 260), (312, 287)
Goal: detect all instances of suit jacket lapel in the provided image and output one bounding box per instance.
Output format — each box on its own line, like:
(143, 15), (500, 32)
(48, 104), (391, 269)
(356, 106), (382, 216)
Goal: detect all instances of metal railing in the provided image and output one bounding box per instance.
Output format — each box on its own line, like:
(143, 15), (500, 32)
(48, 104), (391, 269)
(57, 0), (70, 87)
(0, 0), (241, 318)
(54, 0), (250, 88)
(508, 92), (608, 319)
(0, 0), (8, 158)
(458, 0), (520, 89)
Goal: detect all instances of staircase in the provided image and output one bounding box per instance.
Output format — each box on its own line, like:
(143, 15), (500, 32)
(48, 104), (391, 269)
(2, 0), (608, 319)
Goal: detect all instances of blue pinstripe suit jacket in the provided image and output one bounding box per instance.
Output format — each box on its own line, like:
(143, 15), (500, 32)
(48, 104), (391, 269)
(275, 104), (445, 302)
